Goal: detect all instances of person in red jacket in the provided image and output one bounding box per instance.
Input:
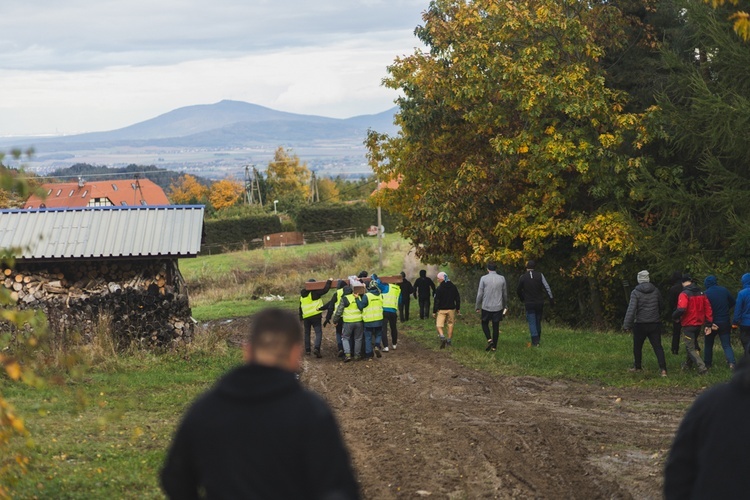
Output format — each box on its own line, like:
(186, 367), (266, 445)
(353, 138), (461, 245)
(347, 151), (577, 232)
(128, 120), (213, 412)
(672, 274), (716, 375)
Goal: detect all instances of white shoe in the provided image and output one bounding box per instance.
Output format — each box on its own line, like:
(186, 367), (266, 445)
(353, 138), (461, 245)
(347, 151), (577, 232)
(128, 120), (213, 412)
(392, 344), (397, 350)
(382, 347), (389, 352)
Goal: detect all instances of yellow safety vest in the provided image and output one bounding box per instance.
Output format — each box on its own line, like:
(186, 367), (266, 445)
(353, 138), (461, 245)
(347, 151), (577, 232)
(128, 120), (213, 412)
(300, 293), (323, 319)
(362, 292), (383, 323)
(383, 283), (401, 310)
(342, 296), (363, 323)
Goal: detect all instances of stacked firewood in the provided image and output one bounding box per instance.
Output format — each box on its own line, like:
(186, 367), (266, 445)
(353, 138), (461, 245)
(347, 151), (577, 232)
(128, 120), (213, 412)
(2, 259), (194, 349)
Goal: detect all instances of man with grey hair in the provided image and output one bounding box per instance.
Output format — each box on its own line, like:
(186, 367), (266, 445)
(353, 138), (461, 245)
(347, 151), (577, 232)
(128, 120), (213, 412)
(475, 263), (508, 351)
(161, 307), (360, 499)
(623, 270), (668, 377)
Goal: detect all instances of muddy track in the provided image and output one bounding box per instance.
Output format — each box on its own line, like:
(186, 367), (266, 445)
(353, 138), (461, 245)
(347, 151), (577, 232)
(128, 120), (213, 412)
(212, 315), (695, 499)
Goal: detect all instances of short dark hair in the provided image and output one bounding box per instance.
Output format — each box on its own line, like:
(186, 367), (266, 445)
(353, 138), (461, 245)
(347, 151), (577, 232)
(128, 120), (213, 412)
(486, 262), (497, 271)
(247, 308), (302, 357)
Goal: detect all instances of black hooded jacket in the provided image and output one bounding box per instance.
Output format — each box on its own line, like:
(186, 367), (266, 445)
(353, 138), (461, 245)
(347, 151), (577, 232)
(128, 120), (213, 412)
(413, 270), (436, 299)
(161, 364), (360, 500)
(665, 360), (750, 499)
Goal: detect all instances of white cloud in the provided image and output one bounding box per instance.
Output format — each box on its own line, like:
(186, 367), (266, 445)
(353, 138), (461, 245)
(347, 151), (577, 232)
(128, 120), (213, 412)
(0, 0), (425, 135)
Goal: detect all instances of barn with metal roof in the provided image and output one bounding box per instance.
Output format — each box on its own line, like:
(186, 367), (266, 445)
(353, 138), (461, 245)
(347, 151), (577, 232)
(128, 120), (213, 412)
(0, 205), (205, 348)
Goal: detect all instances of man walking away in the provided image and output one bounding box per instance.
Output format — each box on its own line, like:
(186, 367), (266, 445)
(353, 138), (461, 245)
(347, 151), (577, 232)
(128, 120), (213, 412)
(475, 263), (508, 351)
(516, 260), (554, 347)
(732, 273), (750, 356)
(356, 281), (384, 359)
(374, 274), (400, 352)
(323, 279), (348, 357)
(433, 271), (460, 348)
(703, 275), (736, 370)
(667, 271), (685, 355)
(299, 278), (332, 358)
(664, 358), (750, 499)
(161, 307), (360, 500)
(333, 284), (365, 362)
(414, 269), (436, 320)
(399, 271), (414, 322)
(673, 275), (714, 375)
(622, 270), (667, 377)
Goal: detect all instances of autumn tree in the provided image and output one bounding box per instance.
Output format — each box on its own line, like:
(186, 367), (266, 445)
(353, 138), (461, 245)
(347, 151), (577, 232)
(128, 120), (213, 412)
(316, 177), (340, 203)
(368, 0), (652, 326)
(168, 174), (209, 204)
(265, 147), (310, 209)
(208, 178), (244, 211)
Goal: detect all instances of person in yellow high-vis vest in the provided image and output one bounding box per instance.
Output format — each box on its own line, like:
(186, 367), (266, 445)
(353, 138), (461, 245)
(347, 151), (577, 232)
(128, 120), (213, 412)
(322, 280), (349, 357)
(299, 278), (332, 358)
(356, 282), (384, 359)
(373, 274), (401, 352)
(332, 284), (364, 362)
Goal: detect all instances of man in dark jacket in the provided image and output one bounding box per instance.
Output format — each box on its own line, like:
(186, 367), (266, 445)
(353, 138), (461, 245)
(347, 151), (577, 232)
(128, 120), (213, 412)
(622, 270), (667, 376)
(516, 260), (554, 347)
(433, 271), (460, 348)
(414, 269), (436, 320)
(664, 357), (750, 499)
(399, 271), (414, 322)
(703, 275), (736, 369)
(160, 307), (360, 500)
(323, 279), (348, 357)
(673, 275), (714, 375)
(732, 273), (750, 356)
(667, 271), (685, 355)
(299, 278), (332, 358)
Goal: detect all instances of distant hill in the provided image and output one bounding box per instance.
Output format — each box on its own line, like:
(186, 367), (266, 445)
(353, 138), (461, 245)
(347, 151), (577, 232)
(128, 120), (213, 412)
(3, 100), (399, 151)
(0, 100), (400, 178)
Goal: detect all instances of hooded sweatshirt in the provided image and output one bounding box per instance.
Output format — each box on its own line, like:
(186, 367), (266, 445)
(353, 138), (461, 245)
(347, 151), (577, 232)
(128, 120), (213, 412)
(161, 364), (360, 500)
(703, 276), (735, 325)
(733, 273), (750, 327)
(623, 282), (663, 329)
(665, 359), (750, 499)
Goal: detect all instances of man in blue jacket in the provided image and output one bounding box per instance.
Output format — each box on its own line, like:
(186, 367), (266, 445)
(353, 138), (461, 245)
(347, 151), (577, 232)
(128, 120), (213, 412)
(732, 273), (750, 356)
(703, 275), (736, 370)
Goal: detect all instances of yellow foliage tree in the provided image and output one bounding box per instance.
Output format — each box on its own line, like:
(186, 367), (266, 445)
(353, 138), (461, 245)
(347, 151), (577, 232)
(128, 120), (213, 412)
(316, 177), (340, 203)
(703, 0), (750, 39)
(208, 178), (244, 211)
(265, 147), (310, 206)
(168, 174), (208, 204)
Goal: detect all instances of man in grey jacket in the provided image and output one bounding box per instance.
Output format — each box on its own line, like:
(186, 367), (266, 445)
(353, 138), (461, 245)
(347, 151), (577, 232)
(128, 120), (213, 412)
(475, 263), (508, 351)
(623, 270), (667, 376)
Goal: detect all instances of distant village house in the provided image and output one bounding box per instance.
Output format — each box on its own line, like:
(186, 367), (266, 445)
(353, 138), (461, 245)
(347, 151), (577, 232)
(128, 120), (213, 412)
(24, 178), (169, 209)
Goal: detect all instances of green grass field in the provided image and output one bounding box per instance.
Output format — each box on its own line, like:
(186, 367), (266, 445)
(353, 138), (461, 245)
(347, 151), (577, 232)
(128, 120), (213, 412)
(2, 235), (738, 496)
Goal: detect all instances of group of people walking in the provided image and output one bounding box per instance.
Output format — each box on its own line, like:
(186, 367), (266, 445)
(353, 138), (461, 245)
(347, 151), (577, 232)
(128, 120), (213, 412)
(624, 271), (750, 376)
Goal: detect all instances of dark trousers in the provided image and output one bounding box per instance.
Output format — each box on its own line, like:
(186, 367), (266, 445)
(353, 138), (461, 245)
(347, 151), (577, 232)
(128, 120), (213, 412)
(399, 296), (411, 322)
(303, 315), (323, 352)
(633, 323), (667, 370)
(704, 322), (736, 367)
(335, 321), (351, 355)
(418, 297), (430, 319)
(481, 309), (503, 347)
(671, 320), (682, 354)
(383, 311), (398, 347)
(525, 303), (544, 345)
(740, 326), (750, 357)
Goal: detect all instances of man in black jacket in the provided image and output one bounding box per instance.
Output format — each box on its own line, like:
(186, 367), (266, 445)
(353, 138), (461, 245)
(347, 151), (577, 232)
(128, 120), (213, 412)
(160, 307), (360, 500)
(667, 271), (685, 355)
(414, 269), (436, 320)
(664, 357), (750, 499)
(399, 271), (414, 322)
(433, 271), (460, 348)
(622, 270), (667, 376)
(516, 260), (554, 347)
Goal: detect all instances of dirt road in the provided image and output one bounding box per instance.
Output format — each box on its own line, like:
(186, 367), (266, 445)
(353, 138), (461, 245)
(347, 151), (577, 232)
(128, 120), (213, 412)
(298, 330), (696, 499)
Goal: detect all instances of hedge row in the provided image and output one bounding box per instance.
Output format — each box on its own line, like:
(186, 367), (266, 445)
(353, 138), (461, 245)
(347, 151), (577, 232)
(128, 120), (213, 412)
(295, 203), (400, 234)
(200, 215), (281, 254)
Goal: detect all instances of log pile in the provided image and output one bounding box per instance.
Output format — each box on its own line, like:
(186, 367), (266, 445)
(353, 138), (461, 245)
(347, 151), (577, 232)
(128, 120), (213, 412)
(2, 259), (194, 349)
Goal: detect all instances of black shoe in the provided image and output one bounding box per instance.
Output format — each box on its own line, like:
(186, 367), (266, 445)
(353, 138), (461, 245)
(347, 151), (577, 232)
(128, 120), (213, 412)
(314, 348), (321, 358)
(440, 337), (447, 349)
(485, 340), (493, 352)
(374, 346), (381, 358)
(305, 350), (311, 356)
(337, 349), (344, 358)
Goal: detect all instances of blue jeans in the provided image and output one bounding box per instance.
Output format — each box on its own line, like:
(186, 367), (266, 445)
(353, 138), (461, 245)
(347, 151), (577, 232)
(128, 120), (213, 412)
(704, 322), (736, 367)
(525, 303), (544, 344)
(364, 325), (382, 357)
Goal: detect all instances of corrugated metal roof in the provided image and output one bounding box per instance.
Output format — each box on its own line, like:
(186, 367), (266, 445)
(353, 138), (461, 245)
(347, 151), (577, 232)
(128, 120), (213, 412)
(0, 205), (204, 260)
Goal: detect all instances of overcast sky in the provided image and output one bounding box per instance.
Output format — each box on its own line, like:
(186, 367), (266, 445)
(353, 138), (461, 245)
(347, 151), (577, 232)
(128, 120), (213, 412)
(0, 0), (426, 136)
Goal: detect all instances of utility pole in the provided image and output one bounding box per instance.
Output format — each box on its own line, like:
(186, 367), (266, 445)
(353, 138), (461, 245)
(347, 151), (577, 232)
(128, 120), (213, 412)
(377, 179), (383, 271)
(244, 165), (263, 206)
(309, 171), (319, 203)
